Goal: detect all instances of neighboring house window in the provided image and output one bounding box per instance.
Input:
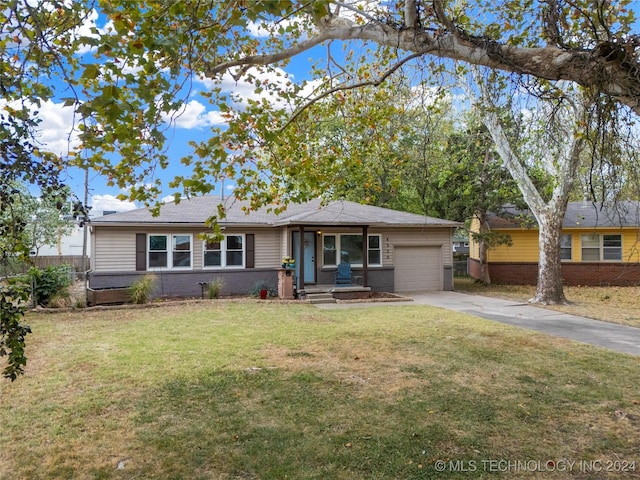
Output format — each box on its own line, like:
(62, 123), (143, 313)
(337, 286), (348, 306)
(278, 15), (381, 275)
(581, 234), (622, 261)
(322, 234), (382, 266)
(603, 234), (623, 260)
(148, 234), (192, 269)
(203, 234), (245, 268)
(560, 234), (572, 260)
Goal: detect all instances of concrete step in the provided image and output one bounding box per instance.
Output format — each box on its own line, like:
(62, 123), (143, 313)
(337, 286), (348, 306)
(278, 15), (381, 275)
(305, 293), (336, 304)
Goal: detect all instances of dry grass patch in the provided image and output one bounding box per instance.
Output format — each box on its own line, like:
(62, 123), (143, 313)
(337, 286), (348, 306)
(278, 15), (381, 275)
(455, 278), (640, 328)
(1, 302), (639, 479)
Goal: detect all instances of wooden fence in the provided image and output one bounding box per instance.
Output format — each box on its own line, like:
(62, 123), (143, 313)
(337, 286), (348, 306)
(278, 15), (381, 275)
(1, 256), (90, 278)
(32, 255), (90, 271)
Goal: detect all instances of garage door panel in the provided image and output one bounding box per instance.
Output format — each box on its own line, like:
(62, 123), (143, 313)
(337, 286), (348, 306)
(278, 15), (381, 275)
(394, 246), (441, 292)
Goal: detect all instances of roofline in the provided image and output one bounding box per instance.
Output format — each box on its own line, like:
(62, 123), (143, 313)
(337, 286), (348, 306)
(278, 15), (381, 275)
(91, 220), (463, 229)
(275, 220), (463, 228)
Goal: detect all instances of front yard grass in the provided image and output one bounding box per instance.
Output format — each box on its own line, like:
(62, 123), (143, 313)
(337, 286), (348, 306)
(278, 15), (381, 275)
(1, 301), (639, 479)
(455, 277), (640, 328)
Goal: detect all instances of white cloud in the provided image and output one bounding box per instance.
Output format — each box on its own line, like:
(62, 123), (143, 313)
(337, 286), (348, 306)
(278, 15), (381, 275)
(33, 100), (80, 155)
(247, 20), (272, 38)
(74, 9), (103, 55)
(247, 17), (308, 39)
(165, 99), (226, 129)
(196, 66), (302, 112)
(0, 98), (80, 156)
(90, 194), (137, 214)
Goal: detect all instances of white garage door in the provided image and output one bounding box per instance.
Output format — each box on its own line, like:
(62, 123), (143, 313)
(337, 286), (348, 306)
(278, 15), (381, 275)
(394, 246), (442, 292)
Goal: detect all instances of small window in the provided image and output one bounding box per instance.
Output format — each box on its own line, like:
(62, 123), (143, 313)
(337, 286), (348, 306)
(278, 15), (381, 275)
(226, 235), (244, 267)
(323, 235), (337, 266)
(368, 235), (381, 265)
(603, 235), (622, 260)
(581, 235), (600, 261)
(203, 239), (222, 267)
(149, 235), (168, 268)
(560, 234), (572, 261)
(172, 235), (192, 268)
(203, 235), (244, 268)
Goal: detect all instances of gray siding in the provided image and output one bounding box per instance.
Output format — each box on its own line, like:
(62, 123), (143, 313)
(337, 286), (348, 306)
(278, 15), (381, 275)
(385, 228), (454, 266)
(92, 226), (281, 272)
(90, 225), (455, 295)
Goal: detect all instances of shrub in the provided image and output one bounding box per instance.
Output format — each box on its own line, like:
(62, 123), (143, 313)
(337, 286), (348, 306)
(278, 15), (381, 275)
(26, 265), (72, 306)
(47, 289), (73, 309)
(128, 274), (157, 304)
(249, 280), (277, 298)
(207, 278), (225, 299)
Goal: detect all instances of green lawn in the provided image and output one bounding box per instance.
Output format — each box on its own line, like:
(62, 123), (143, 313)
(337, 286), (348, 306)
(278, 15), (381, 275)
(1, 301), (639, 479)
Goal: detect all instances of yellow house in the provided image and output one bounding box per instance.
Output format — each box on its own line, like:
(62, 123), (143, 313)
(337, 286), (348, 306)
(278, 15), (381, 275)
(469, 202), (640, 286)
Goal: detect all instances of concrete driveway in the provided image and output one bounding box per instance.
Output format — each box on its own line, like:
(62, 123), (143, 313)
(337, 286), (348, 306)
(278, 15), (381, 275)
(316, 291), (640, 357)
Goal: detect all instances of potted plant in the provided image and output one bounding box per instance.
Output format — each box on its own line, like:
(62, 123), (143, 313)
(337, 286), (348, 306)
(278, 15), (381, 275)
(281, 256), (296, 269)
(251, 280), (275, 300)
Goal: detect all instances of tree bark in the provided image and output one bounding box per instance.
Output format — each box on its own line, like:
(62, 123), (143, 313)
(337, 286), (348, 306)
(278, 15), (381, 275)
(531, 207), (568, 304)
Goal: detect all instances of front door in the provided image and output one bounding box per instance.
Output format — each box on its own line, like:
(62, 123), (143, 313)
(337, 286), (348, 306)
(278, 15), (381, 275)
(292, 231), (316, 285)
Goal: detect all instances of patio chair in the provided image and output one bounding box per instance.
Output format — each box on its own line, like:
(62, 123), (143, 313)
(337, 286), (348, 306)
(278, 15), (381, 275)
(334, 261), (353, 286)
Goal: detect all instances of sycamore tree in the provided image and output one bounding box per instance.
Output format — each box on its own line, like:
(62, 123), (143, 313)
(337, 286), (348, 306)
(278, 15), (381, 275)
(466, 70), (590, 303)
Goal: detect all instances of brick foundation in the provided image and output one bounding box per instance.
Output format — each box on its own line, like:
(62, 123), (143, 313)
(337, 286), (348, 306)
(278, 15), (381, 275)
(468, 258), (640, 286)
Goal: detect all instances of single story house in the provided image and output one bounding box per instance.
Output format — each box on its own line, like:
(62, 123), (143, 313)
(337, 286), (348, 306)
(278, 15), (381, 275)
(89, 196), (461, 299)
(468, 201), (640, 286)
(452, 230), (470, 256)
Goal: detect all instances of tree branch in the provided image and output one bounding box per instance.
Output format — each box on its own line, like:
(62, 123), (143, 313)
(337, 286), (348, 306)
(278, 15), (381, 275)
(466, 68), (546, 215)
(204, 9), (640, 116)
(280, 52), (423, 131)
(404, 0), (418, 28)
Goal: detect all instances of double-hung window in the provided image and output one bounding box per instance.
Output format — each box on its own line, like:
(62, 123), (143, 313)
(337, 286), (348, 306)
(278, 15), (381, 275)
(203, 234), (245, 268)
(581, 234), (622, 261)
(148, 234), (192, 269)
(322, 234), (382, 266)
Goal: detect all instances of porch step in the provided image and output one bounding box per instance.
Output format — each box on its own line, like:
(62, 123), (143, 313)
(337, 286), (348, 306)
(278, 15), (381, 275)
(305, 293), (336, 304)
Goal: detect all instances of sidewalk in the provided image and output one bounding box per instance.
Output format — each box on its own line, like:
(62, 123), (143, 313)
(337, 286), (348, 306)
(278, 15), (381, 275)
(316, 291), (640, 357)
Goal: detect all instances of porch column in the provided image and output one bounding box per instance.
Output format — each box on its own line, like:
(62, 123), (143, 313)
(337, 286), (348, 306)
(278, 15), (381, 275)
(298, 225), (305, 291)
(362, 225), (368, 287)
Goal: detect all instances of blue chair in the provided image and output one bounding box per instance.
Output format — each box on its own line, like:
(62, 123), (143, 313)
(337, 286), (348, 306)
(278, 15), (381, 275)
(334, 261), (353, 286)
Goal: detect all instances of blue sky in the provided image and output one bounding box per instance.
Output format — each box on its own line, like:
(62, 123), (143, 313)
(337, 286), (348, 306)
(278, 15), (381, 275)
(31, 10), (327, 214)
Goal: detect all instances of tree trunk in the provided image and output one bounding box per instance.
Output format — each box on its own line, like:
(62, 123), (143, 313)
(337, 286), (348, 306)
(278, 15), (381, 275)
(530, 208), (568, 304)
(477, 213), (491, 285)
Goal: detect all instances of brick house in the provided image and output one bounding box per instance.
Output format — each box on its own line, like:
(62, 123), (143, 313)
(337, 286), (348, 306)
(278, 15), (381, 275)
(468, 202), (640, 286)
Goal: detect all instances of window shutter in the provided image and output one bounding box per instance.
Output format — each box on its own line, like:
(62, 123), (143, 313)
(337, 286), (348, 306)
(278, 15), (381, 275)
(245, 234), (255, 268)
(136, 234), (147, 271)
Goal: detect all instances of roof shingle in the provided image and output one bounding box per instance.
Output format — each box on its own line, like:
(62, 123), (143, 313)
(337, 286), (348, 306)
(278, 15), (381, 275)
(487, 202), (640, 229)
(91, 196), (461, 228)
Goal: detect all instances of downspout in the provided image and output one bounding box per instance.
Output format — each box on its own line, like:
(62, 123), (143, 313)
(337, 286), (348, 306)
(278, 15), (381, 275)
(362, 225), (368, 287)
